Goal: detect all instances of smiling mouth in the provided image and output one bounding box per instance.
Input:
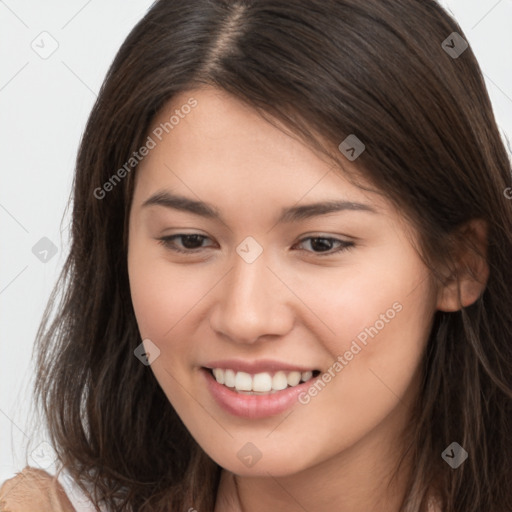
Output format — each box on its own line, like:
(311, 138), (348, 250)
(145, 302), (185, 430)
(205, 367), (321, 395)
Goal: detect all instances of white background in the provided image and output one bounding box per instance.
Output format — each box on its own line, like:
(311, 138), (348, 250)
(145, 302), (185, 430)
(1, 0), (511, 484)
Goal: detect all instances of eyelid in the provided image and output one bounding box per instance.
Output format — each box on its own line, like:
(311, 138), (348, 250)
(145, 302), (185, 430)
(156, 233), (355, 256)
(157, 233), (213, 253)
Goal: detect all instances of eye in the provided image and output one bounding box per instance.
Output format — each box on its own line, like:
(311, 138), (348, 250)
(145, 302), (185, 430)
(293, 236), (355, 256)
(157, 234), (354, 256)
(157, 234), (213, 253)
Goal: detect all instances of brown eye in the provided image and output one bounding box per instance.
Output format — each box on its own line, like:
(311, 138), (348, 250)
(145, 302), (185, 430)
(294, 237), (355, 256)
(156, 234), (355, 256)
(157, 234), (212, 253)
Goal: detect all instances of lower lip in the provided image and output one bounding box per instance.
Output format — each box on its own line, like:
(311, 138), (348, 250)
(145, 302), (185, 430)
(202, 368), (318, 419)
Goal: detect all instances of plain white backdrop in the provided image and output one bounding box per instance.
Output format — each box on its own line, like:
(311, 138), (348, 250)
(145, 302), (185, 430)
(1, 0), (511, 485)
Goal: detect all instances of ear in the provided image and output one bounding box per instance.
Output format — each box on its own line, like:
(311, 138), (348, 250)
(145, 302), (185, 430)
(436, 219), (489, 312)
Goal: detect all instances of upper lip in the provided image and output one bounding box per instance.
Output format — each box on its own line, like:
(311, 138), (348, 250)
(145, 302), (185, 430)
(203, 359), (319, 374)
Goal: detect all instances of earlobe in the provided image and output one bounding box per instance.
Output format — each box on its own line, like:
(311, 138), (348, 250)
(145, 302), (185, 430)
(436, 219), (489, 312)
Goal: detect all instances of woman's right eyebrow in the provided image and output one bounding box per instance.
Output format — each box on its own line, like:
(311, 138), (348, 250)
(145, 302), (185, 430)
(142, 189), (379, 225)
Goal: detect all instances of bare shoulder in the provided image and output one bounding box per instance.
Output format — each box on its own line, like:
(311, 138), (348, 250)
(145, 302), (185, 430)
(0, 466), (75, 512)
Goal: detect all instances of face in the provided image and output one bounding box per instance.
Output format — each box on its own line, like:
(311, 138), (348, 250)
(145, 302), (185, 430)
(127, 86), (438, 477)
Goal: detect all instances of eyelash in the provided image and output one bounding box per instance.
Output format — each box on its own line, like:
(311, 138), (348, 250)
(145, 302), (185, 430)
(156, 234), (355, 256)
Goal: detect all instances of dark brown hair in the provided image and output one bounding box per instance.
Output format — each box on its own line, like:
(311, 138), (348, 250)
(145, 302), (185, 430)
(28, 0), (512, 510)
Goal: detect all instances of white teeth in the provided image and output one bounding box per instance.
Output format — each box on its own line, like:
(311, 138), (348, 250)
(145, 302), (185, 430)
(235, 371), (252, 391)
(253, 372), (272, 392)
(210, 368), (316, 393)
(212, 368), (224, 385)
(287, 371), (301, 386)
(301, 371), (313, 382)
(272, 371), (288, 391)
(224, 369), (236, 388)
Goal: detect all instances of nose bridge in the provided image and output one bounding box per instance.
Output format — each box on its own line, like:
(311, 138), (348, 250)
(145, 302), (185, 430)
(210, 239), (292, 343)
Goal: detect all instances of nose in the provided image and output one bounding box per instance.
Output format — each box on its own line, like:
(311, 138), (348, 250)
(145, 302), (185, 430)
(208, 247), (295, 345)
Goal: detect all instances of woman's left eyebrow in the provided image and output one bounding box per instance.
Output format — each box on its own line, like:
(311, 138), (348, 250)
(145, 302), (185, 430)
(142, 189), (379, 225)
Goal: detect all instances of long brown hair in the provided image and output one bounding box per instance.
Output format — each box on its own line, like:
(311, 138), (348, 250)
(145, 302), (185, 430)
(28, 0), (512, 510)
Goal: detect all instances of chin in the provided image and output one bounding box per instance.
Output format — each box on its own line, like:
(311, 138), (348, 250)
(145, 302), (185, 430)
(210, 449), (313, 477)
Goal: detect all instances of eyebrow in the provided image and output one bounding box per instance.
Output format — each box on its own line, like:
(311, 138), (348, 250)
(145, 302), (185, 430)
(141, 190), (378, 224)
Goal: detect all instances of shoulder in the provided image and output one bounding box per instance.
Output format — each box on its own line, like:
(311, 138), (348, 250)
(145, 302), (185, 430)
(0, 466), (75, 512)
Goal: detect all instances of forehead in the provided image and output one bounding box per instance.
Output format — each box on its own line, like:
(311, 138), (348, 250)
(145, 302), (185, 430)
(134, 86), (389, 214)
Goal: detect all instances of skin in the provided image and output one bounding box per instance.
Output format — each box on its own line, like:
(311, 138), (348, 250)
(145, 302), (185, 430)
(127, 86), (487, 512)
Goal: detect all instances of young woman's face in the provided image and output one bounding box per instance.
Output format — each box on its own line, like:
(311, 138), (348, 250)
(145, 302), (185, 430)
(127, 86), (439, 477)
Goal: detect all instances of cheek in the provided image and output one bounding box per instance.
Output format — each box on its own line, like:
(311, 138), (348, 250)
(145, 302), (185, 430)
(127, 250), (205, 405)
(300, 243), (435, 359)
(293, 248), (435, 411)
(306, 264), (434, 418)
(282, 256), (419, 359)
(128, 244), (206, 342)
(279, 274), (434, 470)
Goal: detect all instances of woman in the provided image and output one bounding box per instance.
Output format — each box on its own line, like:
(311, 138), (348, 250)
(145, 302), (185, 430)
(1, 0), (511, 511)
